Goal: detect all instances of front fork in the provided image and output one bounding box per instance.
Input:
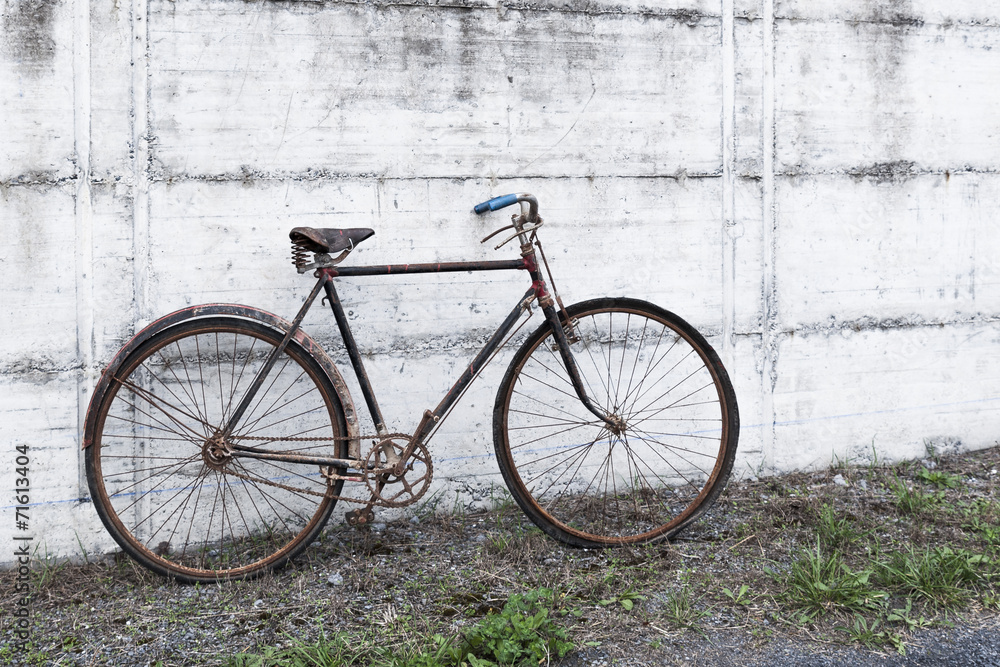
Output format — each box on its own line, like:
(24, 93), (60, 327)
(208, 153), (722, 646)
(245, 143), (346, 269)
(524, 245), (621, 433)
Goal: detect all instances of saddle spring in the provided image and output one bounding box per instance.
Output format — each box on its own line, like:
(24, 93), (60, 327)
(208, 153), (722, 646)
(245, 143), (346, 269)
(291, 238), (312, 272)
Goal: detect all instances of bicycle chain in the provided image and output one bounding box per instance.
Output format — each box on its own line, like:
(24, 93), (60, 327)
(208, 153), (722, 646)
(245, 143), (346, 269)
(235, 434), (360, 442)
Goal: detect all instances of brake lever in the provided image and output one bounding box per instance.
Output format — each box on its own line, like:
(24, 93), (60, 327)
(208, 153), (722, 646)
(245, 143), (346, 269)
(480, 223), (517, 244)
(481, 217), (544, 249)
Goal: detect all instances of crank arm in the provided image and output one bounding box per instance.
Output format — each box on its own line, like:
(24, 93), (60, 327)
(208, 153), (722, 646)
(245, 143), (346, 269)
(392, 409), (436, 476)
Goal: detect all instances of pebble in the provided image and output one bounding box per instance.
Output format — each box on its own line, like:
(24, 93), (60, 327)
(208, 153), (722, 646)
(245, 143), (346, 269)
(833, 474), (848, 487)
(328, 572), (344, 586)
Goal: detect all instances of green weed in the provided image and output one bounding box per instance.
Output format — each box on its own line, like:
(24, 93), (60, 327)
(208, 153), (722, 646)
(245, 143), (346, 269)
(835, 615), (905, 655)
(658, 579), (709, 631)
(815, 504), (865, 550)
(875, 546), (986, 607)
(776, 541), (887, 620)
(723, 584), (752, 606)
(885, 599), (932, 632)
(598, 588), (646, 611)
(889, 475), (943, 515)
(961, 499), (1000, 548)
(458, 588), (573, 665)
(227, 589), (573, 666)
(916, 468), (962, 490)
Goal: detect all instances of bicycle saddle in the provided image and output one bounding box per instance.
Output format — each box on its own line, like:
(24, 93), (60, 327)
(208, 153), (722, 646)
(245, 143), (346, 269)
(289, 227), (374, 254)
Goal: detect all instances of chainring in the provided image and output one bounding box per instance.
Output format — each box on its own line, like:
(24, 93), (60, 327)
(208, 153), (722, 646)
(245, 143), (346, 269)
(363, 435), (433, 508)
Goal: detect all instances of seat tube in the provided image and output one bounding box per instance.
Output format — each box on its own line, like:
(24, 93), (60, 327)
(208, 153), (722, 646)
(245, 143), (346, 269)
(321, 274), (388, 435)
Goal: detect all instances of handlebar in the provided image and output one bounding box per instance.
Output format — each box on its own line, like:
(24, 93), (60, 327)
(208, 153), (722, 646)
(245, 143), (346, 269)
(473, 193), (539, 222)
(473, 194), (519, 214)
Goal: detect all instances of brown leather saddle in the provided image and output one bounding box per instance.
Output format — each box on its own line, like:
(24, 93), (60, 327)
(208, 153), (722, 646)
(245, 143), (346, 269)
(289, 227), (375, 254)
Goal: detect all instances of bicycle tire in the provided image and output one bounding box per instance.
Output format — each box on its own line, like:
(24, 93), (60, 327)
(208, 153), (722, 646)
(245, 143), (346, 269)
(493, 298), (739, 547)
(85, 316), (348, 582)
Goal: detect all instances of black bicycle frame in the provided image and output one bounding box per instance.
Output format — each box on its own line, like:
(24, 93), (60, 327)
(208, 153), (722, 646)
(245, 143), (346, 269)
(229, 252), (610, 471)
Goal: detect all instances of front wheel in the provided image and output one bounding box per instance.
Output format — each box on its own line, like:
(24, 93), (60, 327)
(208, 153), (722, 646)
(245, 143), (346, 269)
(493, 298), (739, 547)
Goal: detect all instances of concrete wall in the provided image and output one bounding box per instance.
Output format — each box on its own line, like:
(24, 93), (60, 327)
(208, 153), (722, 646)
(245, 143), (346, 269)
(2, 0), (999, 561)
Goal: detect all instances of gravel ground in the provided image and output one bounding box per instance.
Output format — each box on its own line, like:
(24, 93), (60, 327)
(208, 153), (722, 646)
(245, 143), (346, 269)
(3, 446), (1000, 666)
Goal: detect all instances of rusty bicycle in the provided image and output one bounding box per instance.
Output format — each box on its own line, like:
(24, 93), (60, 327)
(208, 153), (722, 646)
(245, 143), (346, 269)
(83, 193), (740, 582)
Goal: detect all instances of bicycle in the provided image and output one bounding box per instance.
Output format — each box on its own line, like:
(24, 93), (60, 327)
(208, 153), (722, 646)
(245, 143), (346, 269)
(82, 193), (740, 583)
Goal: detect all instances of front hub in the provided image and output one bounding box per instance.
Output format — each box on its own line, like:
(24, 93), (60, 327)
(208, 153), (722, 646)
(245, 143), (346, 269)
(607, 414), (627, 436)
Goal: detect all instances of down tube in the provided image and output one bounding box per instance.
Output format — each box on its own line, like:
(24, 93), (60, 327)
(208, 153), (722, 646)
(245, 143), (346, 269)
(416, 287), (537, 443)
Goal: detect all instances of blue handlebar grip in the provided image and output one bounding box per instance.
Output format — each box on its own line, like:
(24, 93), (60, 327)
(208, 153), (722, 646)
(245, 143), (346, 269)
(473, 193), (519, 214)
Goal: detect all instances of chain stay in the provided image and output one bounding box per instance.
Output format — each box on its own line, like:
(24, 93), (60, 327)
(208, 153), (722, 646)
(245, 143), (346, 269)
(227, 432), (430, 508)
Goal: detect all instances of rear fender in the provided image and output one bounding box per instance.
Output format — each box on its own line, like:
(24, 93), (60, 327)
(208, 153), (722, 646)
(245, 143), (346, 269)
(81, 304), (360, 456)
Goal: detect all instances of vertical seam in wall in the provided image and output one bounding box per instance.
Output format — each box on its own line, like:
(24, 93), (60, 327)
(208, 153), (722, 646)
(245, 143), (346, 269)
(761, 0), (777, 471)
(132, 0), (151, 325)
(74, 0), (94, 494)
(721, 0), (736, 365)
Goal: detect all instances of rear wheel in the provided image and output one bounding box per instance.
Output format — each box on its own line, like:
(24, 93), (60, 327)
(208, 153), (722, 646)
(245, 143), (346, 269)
(86, 317), (348, 582)
(493, 298), (739, 547)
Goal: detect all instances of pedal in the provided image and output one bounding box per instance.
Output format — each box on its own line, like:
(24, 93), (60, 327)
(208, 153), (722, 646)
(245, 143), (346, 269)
(345, 508), (375, 526)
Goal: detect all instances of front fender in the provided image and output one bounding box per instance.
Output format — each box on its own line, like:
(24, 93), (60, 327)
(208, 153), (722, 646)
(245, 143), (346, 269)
(82, 304), (360, 455)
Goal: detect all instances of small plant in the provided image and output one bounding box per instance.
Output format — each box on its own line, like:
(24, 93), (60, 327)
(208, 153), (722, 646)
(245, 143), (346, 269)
(723, 584), (752, 606)
(228, 591), (575, 667)
(234, 630), (374, 666)
(459, 588), (574, 665)
(916, 468), (962, 490)
(876, 546), (984, 608)
(885, 599), (932, 632)
(598, 588), (646, 611)
(889, 475), (942, 515)
(961, 499), (1000, 549)
(659, 585), (709, 631)
(836, 615), (905, 655)
(776, 540), (887, 620)
(32, 545), (67, 589)
(815, 503), (865, 550)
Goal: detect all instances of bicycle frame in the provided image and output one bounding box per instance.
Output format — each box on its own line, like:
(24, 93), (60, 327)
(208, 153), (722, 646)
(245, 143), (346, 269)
(226, 241), (613, 473)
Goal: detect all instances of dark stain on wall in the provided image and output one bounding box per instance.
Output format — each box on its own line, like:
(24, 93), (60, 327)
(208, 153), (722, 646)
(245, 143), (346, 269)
(847, 160), (917, 183)
(860, 0), (917, 160)
(1, 0), (59, 76)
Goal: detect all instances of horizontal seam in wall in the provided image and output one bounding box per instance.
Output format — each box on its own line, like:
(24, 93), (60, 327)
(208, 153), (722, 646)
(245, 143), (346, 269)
(774, 14), (1000, 30)
(143, 171), (725, 184)
(275, 0), (722, 21)
(0, 175), (78, 188)
(775, 166), (1000, 181)
(733, 315), (1000, 340)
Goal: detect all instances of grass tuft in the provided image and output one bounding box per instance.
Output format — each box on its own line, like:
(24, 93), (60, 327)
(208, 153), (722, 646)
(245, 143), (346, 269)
(776, 540), (887, 621)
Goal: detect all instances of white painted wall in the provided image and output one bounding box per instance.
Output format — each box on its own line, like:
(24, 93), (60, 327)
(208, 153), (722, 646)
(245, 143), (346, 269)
(2, 0), (999, 562)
